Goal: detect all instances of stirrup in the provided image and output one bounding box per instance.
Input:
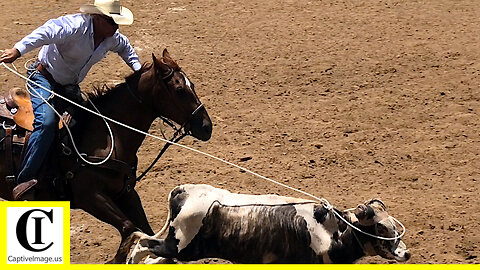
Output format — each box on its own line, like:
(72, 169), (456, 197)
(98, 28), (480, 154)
(5, 175), (16, 185)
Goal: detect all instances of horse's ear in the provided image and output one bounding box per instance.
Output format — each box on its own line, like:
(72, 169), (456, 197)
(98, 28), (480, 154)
(161, 49), (180, 70)
(162, 48), (171, 59)
(152, 53), (171, 75)
(152, 53), (159, 67)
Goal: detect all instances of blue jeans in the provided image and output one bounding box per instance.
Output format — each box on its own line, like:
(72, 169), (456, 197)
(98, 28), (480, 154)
(16, 65), (57, 184)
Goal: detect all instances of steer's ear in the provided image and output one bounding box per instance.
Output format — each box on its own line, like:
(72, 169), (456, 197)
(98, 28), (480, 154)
(314, 205), (329, 223)
(354, 204), (376, 225)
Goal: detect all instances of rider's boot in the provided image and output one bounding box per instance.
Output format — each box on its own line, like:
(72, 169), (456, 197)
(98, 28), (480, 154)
(12, 179), (37, 201)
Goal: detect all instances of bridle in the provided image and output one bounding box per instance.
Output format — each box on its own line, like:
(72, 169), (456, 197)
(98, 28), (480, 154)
(136, 102), (204, 182)
(126, 64), (205, 181)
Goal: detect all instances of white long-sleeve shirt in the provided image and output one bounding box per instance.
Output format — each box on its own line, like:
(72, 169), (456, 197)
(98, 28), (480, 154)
(14, 13), (141, 85)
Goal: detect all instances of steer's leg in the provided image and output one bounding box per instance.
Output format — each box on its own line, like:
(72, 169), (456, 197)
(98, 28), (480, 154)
(144, 256), (174, 264)
(129, 242), (154, 263)
(128, 213), (172, 264)
(128, 236), (178, 264)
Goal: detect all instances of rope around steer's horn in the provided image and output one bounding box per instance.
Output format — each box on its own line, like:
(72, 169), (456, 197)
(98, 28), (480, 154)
(334, 209), (406, 241)
(1, 62), (406, 242)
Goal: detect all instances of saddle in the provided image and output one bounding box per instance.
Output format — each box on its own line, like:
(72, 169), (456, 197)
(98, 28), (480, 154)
(0, 87), (74, 196)
(0, 87), (137, 200)
(0, 87), (34, 131)
(0, 87), (74, 132)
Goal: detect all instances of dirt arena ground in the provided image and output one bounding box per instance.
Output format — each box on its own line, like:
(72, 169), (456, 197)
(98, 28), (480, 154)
(1, 0), (479, 264)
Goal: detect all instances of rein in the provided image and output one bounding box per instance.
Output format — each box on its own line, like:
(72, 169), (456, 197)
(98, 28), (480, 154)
(124, 65), (205, 182)
(136, 103), (204, 182)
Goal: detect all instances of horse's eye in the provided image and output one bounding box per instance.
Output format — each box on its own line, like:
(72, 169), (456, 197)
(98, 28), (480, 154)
(177, 87), (189, 98)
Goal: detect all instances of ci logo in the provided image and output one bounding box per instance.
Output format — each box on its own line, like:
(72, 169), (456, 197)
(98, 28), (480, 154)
(16, 209), (54, 252)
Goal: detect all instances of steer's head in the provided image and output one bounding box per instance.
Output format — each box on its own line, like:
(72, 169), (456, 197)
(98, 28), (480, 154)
(346, 199), (411, 262)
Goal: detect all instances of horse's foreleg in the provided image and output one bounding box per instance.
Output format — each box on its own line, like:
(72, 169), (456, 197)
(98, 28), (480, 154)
(75, 192), (139, 263)
(116, 189), (154, 235)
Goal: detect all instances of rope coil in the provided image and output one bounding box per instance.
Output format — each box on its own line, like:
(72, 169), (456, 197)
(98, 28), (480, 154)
(23, 63), (115, 166)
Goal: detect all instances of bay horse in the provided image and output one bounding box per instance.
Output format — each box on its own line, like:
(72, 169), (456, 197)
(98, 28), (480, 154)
(0, 49), (212, 263)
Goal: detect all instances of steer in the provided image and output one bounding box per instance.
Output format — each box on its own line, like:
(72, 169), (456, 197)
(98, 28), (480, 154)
(126, 184), (410, 264)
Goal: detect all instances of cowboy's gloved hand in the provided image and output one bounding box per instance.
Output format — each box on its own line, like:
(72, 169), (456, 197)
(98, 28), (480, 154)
(0, 48), (21, 63)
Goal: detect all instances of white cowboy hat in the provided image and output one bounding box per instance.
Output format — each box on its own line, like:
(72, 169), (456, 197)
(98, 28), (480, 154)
(80, 0), (134, 25)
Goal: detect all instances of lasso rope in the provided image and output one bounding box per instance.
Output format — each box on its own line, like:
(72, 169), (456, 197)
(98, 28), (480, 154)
(0, 61), (406, 241)
(22, 60), (115, 166)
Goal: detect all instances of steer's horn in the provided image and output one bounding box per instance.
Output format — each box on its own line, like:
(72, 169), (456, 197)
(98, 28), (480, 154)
(354, 204), (375, 220)
(354, 205), (367, 219)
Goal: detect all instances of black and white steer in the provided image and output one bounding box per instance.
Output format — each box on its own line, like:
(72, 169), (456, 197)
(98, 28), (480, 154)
(126, 184), (410, 264)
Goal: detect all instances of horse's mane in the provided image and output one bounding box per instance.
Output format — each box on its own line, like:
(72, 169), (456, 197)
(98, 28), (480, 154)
(87, 62), (153, 101)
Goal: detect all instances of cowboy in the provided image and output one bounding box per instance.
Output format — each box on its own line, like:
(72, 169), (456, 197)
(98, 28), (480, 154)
(0, 0), (141, 200)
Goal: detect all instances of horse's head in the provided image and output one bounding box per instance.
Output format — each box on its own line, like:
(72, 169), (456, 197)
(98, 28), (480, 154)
(138, 49), (212, 141)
